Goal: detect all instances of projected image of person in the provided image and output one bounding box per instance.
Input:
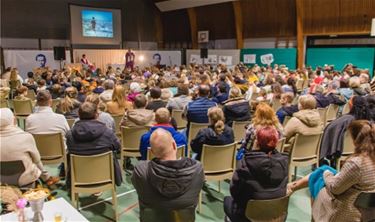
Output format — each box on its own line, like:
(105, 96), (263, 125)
(82, 10), (113, 38)
(35, 54), (47, 68)
(152, 53), (165, 69)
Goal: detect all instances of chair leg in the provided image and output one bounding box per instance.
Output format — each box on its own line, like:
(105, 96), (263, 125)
(294, 167), (297, 181)
(112, 189), (118, 221)
(198, 191), (202, 213)
(218, 181), (221, 193)
(120, 154), (124, 174)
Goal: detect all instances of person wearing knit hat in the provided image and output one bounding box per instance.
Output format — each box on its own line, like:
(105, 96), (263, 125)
(0, 108), (59, 186)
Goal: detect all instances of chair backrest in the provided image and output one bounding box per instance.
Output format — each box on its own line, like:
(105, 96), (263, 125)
(51, 99), (60, 112)
(0, 99), (9, 108)
(326, 104), (339, 122)
(32, 133), (65, 160)
(171, 110), (187, 129)
(232, 121), (250, 143)
(147, 145), (186, 160)
(188, 122), (209, 155)
(276, 137), (286, 152)
(70, 151), (114, 185)
(342, 130), (355, 155)
(296, 79), (304, 92)
(245, 195), (290, 222)
(283, 116), (291, 127)
(140, 207), (195, 222)
(342, 102), (350, 115)
(201, 143), (236, 174)
(317, 107), (328, 126)
(66, 118), (76, 128)
(272, 99), (282, 112)
(0, 160), (25, 186)
(13, 99), (33, 116)
(112, 114), (123, 135)
(291, 133), (322, 161)
(251, 92), (259, 101)
(26, 89), (36, 101)
(121, 126), (149, 150)
(354, 192), (375, 222)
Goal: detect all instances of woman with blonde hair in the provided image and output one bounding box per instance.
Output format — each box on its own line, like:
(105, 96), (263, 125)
(222, 86), (251, 127)
(240, 103), (283, 152)
(190, 107), (234, 160)
(106, 85), (133, 115)
(56, 87), (81, 119)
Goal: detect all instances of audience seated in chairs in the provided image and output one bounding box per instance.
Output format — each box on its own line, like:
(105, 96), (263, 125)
(139, 108), (186, 160)
(276, 92), (299, 124)
(312, 85), (330, 108)
(120, 94), (154, 128)
(99, 79), (114, 103)
(0, 108), (58, 187)
(66, 102), (122, 187)
(224, 126), (289, 222)
(84, 94), (115, 132)
(166, 84), (192, 111)
(222, 86), (251, 127)
(241, 103), (283, 151)
(320, 96), (374, 164)
(284, 94), (323, 144)
(55, 87), (81, 119)
(288, 120), (375, 222)
(190, 107), (234, 160)
(14, 86), (30, 101)
(106, 85), (133, 115)
(212, 82), (229, 105)
(145, 87), (167, 112)
(132, 128), (204, 217)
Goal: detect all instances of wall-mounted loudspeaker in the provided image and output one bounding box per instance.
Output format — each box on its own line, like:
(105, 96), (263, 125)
(53, 47), (66, 60)
(200, 48), (208, 59)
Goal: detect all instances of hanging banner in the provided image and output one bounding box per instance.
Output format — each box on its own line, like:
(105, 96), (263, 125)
(4, 50), (71, 78)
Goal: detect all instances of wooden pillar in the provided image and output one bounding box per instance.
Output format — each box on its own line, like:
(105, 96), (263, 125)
(296, 0), (305, 68)
(187, 8), (198, 49)
(232, 1), (244, 49)
(154, 8), (164, 49)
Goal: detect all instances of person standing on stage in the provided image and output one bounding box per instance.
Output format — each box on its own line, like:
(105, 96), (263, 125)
(125, 49), (135, 71)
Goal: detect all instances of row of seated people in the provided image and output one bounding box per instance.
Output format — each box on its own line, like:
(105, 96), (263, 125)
(1, 84), (375, 220)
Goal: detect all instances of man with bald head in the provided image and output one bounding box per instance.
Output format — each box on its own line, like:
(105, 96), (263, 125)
(139, 108), (186, 160)
(132, 128), (204, 214)
(183, 84), (217, 130)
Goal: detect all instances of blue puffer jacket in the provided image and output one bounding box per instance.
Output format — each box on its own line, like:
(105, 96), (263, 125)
(139, 124), (187, 160)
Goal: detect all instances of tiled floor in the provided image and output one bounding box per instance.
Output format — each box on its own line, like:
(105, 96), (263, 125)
(45, 164), (313, 222)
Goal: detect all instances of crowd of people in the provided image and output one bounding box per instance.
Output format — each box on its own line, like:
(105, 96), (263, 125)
(1, 61), (375, 221)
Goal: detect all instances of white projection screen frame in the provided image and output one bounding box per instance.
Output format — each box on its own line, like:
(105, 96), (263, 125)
(69, 4), (122, 45)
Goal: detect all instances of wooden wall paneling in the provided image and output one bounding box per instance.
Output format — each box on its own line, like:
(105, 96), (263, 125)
(154, 8), (164, 49)
(232, 1), (244, 49)
(187, 8), (198, 49)
(296, 0), (305, 68)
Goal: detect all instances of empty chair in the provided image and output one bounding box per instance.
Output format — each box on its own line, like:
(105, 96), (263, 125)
(147, 145), (186, 160)
(198, 143), (237, 212)
(171, 109), (187, 130)
(70, 151), (118, 221)
(326, 104), (339, 123)
(120, 126), (149, 172)
(0, 160), (25, 186)
(288, 133), (322, 182)
(13, 99), (33, 128)
(232, 121), (250, 144)
(187, 122), (209, 156)
(141, 207), (195, 222)
(354, 192), (375, 222)
(336, 130), (355, 170)
(112, 114), (123, 137)
(245, 195), (290, 222)
(32, 133), (67, 177)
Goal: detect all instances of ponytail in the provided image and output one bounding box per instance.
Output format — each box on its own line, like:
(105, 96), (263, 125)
(214, 120), (225, 135)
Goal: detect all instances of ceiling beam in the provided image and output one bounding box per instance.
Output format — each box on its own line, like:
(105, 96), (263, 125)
(156, 0), (237, 12)
(232, 1), (243, 49)
(187, 7), (198, 49)
(296, 0), (305, 69)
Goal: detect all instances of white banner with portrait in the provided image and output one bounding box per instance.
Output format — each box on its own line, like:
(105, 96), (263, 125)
(3, 50), (71, 78)
(73, 49), (181, 70)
